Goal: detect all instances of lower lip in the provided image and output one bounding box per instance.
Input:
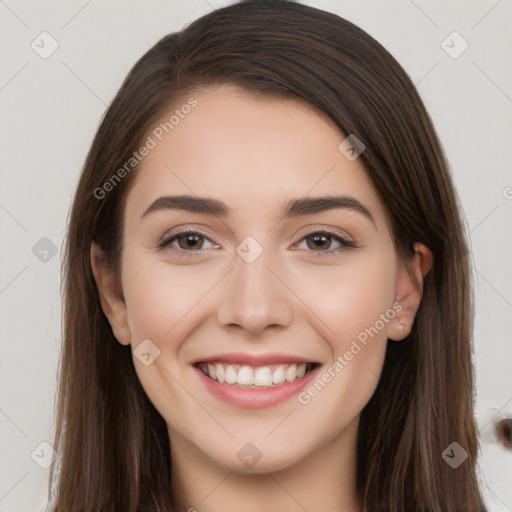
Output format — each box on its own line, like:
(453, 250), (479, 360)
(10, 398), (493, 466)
(194, 365), (321, 409)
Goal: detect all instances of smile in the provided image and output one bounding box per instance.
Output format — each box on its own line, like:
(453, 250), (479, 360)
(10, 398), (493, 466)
(196, 362), (318, 387)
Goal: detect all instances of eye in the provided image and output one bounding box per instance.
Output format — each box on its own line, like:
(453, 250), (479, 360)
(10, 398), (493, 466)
(294, 230), (358, 255)
(157, 228), (358, 257)
(158, 228), (218, 255)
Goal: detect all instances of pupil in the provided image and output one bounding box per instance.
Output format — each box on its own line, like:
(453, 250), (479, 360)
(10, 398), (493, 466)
(181, 234), (201, 249)
(309, 234), (329, 250)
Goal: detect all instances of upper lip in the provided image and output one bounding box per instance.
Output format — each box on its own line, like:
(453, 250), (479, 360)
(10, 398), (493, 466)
(194, 352), (319, 366)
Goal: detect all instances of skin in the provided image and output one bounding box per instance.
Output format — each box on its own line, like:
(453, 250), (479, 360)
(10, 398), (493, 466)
(91, 85), (432, 512)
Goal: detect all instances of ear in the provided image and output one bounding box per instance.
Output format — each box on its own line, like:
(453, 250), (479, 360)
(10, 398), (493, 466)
(90, 242), (131, 346)
(387, 242), (433, 341)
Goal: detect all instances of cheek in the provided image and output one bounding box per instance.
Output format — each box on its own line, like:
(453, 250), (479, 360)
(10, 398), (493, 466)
(291, 248), (397, 353)
(121, 254), (216, 342)
(293, 255), (395, 429)
(291, 250), (395, 413)
(119, 254), (215, 432)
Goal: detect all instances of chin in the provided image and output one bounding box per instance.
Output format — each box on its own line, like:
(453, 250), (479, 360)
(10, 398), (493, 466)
(202, 438), (308, 474)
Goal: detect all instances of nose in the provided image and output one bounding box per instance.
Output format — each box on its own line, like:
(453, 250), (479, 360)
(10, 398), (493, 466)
(217, 247), (294, 336)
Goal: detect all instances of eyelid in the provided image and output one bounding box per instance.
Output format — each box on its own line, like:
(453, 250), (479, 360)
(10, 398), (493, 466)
(292, 224), (355, 244)
(291, 228), (358, 254)
(157, 227), (218, 252)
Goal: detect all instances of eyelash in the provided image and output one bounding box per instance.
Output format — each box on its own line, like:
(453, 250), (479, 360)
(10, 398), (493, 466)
(157, 228), (358, 257)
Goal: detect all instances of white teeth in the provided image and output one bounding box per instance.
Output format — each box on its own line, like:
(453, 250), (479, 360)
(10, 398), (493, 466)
(207, 363), (216, 380)
(272, 366), (286, 385)
(254, 367), (273, 387)
(199, 361), (315, 387)
(285, 365), (296, 382)
(215, 362), (225, 383)
(225, 365), (238, 384)
(237, 365), (254, 386)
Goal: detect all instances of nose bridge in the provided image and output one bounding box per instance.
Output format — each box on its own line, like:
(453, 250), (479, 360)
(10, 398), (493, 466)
(217, 238), (294, 334)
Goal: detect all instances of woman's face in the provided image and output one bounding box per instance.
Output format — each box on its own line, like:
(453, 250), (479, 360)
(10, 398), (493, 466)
(93, 85), (425, 474)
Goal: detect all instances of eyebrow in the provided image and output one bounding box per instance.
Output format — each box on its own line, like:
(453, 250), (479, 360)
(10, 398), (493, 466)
(141, 194), (376, 226)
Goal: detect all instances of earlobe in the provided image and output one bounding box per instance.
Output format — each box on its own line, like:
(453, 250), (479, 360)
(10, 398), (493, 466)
(388, 242), (433, 342)
(90, 242), (131, 346)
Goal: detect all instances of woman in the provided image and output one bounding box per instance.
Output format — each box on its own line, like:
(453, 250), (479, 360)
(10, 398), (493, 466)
(48, 0), (487, 510)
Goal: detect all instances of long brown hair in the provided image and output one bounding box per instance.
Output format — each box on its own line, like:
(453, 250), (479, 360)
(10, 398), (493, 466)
(49, 1), (487, 510)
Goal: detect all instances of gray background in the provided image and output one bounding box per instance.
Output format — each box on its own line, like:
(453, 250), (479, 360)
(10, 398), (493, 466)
(0, 0), (511, 510)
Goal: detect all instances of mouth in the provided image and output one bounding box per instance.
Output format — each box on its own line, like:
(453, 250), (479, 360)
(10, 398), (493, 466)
(194, 361), (320, 388)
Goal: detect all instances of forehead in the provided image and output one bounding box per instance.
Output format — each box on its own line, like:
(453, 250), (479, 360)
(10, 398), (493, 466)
(124, 85), (385, 227)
